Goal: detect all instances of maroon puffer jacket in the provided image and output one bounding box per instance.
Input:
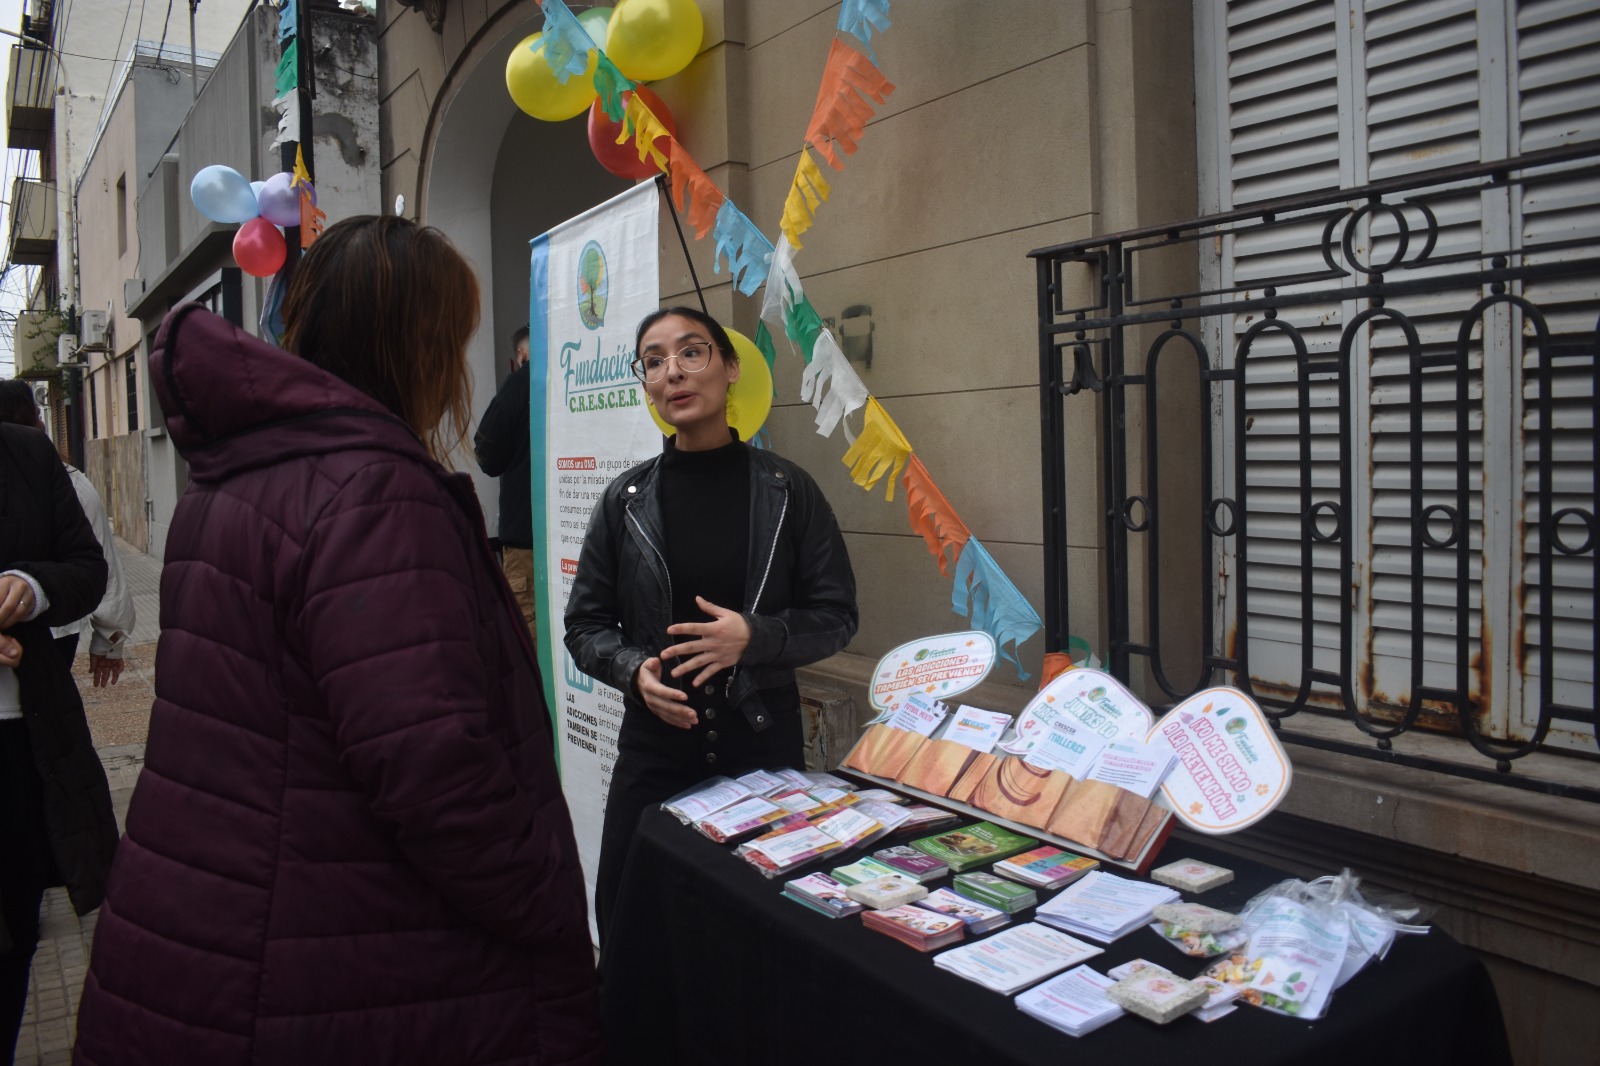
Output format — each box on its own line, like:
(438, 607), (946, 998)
(73, 306), (602, 1065)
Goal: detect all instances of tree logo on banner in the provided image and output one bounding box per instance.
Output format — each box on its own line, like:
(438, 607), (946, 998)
(578, 241), (609, 329)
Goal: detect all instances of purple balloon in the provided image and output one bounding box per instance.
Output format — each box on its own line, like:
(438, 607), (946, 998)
(257, 172), (301, 227)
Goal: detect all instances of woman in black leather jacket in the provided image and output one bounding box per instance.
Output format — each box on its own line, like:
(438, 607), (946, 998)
(564, 306), (858, 940)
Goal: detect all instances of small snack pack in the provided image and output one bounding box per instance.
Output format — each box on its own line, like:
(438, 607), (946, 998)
(846, 874), (930, 911)
(1106, 971), (1210, 1025)
(1150, 859), (1234, 893)
(1149, 901), (1248, 957)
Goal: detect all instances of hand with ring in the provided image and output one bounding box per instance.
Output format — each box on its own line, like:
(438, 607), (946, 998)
(0, 574), (37, 629)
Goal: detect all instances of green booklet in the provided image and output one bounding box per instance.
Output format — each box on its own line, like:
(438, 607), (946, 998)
(953, 872), (1039, 914)
(909, 822), (1040, 872)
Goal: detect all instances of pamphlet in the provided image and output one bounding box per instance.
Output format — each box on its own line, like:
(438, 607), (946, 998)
(1015, 965), (1125, 1037)
(1085, 738), (1177, 799)
(1235, 895), (1349, 1018)
(933, 922), (1102, 995)
(815, 807), (889, 850)
(696, 796), (803, 843)
(831, 857), (901, 886)
(1035, 870), (1180, 943)
(1022, 717), (1108, 778)
(888, 691), (950, 736)
(661, 777), (753, 823)
(942, 706), (1014, 754)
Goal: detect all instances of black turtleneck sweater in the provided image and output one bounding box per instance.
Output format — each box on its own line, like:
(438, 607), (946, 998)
(658, 437), (751, 700)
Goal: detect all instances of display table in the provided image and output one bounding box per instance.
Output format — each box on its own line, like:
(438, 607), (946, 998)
(600, 807), (1511, 1065)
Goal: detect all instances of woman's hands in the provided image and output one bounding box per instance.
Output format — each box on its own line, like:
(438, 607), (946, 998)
(633, 597), (752, 728)
(633, 657), (697, 729)
(662, 597), (751, 688)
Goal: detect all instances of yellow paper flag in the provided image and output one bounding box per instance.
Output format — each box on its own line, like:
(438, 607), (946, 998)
(842, 397), (912, 501)
(780, 148), (832, 249)
(619, 93), (671, 174)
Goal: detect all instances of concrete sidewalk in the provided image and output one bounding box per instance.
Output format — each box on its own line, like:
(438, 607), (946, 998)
(14, 537), (157, 1065)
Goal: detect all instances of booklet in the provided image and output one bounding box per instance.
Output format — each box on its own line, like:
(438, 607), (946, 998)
(873, 844), (950, 883)
(934, 923), (1103, 995)
(993, 846), (1100, 890)
(915, 888), (1011, 935)
(735, 769), (789, 796)
(953, 872), (1038, 914)
(910, 822), (1041, 872)
(695, 796), (805, 843)
(736, 824), (843, 878)
(1035, 870), (1180, 943)
(769, 788), (830, 815)
(783, 872), (864, 918)
(854, 799), (913, 835)
(814, 807), (889, 850)
(1015, 965), (1125, 1037)
(942, 705), (1014, 754)
(661, 777), (754, 823)
(888, 691), (950, 736)
(862, 905), (966, 951)
(1085, 738), (1177, 799)
(831, 856), (902, 886)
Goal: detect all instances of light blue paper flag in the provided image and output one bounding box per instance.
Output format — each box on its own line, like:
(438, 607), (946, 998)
(538, 0), (599, 82)
(278, 0), (298, 42)
(951, 537), (1043, 680)
(837, 0), (892, 60)
(711, 201), (774, 297)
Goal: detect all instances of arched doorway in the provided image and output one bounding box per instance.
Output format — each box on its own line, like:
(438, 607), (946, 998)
(422, 15), (630, 512)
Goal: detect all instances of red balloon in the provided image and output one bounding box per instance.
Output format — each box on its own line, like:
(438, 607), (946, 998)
(234, 217), (287, 278)
(587, 86), (679, 181)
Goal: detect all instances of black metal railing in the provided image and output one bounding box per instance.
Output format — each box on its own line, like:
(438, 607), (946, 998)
(1030, 141), (1600, 800)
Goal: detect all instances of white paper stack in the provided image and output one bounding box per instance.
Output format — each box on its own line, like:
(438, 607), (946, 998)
(933, 923), (1102, 994)
(1035, 870), (1180, 943)
(1015, 965), (1125, 1037)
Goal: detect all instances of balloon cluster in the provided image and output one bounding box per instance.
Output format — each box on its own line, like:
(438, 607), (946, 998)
(189, 164), (316, 277)
(506, 0), (701, 180)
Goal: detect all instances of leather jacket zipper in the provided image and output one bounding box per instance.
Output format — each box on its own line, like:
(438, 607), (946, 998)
(727, 490), (789, 700)
(625, 505), (673, 645)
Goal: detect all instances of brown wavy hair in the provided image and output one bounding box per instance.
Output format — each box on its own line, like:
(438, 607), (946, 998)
(282, 215), (479, 463)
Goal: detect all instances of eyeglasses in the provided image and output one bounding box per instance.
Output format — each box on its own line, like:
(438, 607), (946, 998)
(632, 343), (718, 383)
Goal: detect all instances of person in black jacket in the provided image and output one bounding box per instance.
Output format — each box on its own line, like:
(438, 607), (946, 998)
(564, 307), (858, 940)
(0, 421), (116, 1060)
(474, 326), (537, 639)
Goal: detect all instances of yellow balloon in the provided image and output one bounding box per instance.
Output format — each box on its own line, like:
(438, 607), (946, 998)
(605, 0), (704, 83)
(648, 327), (773, 441)
(505, 33), (599, 122)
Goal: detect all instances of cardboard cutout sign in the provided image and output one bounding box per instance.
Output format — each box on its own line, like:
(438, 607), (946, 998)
(866, 632), (997, 719)
(1149, 687), (1292, 834)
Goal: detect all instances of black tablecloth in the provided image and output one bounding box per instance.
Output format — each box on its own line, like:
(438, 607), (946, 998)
(601, 807), (1510, 1066)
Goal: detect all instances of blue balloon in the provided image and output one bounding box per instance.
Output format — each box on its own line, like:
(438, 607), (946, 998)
(190, 164), (259, 223)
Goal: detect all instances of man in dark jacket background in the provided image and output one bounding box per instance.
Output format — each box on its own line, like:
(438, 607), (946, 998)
(475, 325), (537, 638)
(0, 421), (115, 1061)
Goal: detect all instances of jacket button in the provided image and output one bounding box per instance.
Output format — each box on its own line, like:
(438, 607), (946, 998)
(704, 752), (718, 764)
(704, 708), (716, 719)
(756, 715), (766, 724)
(707, 731), (719, 741)
(775, 471), (786, 479)
(703, 683), (715, 695)
(626, 485), (637, 494)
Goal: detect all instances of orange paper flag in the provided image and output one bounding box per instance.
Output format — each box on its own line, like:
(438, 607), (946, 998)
(780, 148), (832, 249)
(903, 455), (971, 578)
(668, 140), (726, 240)
(805, 38), (896, 170)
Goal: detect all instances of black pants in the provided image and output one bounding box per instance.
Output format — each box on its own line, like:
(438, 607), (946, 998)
(1, 718), (51, 1062)
(594, 700), (802, 946)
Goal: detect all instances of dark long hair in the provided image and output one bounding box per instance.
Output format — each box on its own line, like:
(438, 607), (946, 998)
(282, 215), (479, 462)
(633, 306), (739, 367)
(0, 379), (39, 428)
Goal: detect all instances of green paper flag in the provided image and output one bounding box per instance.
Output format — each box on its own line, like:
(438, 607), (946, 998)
(784, 293), (826, 364)
(274, 39), (299, 96)
(753, 321), (778, 395)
